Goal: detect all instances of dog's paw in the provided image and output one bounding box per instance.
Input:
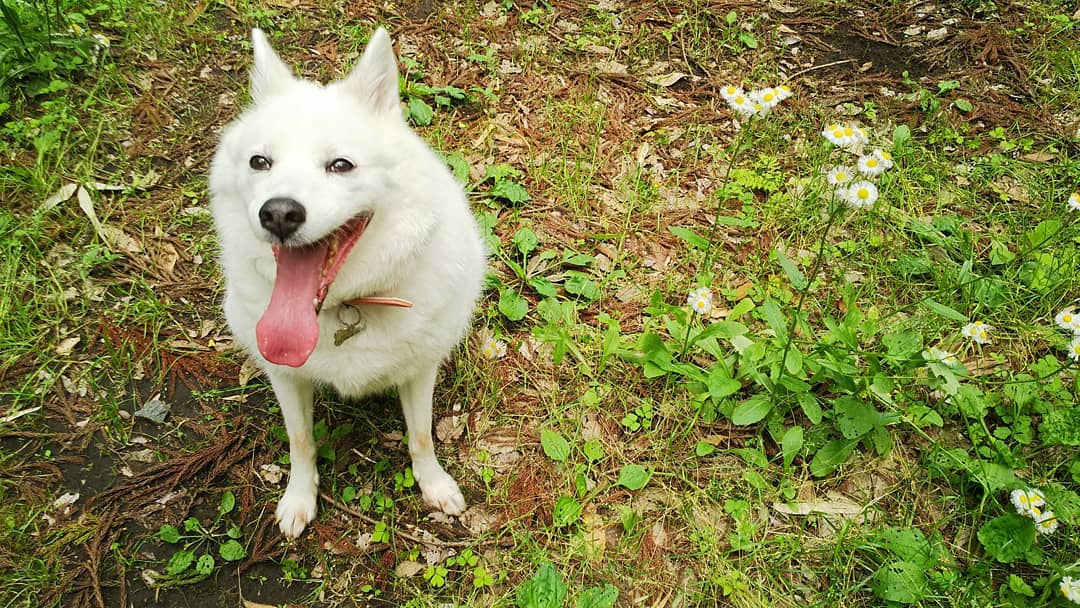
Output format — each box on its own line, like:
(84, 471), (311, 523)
(418, 469), (466, 515)
(275, 487), (317, 538)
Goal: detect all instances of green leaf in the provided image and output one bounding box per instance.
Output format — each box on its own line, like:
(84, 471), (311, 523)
(919, 299), (968, 323)
(218, 540), (247, 562)
(408, 97), (433, 126)
(220, 490), (235, 515)
(513, 227), (539, 257)
(977, 514), (1035, 563)
(578, 584), (619, 608)
(158, 524), (181, 544)
(491, 179), (531, 204)
(552, 495), (582, 527)
(799, 393), (822, 425)
(761, 297), (788, 342)
(668, 226), (709, 250)
(499, 288), (529, 321)
(871, 561), (929, 604)
(1026, 219), (1061, 248)
(738, 31), (758, 48)
(879, 527), (935, 568)
(616, 464), (652, 490)
(834, 396), (879, 439)
(583, 439), (604, 462)
(564, 271), (601, 301)
(775, 248), (807, 290)
(892, 124), (911, 151)
(195, 554), (215, 576)
(705, 365), (741, 401)
(540, 429), (571, 463)
(695, 441), (716, 457)
(342, 485), (357, 503)
(731, 396), (772, 426)
(953, 98), (973, 112)
(528, 276), (558, 298)
(516, 563), (567, 608)
(781, 426), (803, 469)
(809, 439), (857, 477)
(882, 330), (923, 364)
(1007, 574), (1035, 597)
(166, 550), (195, 575)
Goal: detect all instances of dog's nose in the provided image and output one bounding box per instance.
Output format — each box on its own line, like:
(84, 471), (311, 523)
(259, 198), (306, 240)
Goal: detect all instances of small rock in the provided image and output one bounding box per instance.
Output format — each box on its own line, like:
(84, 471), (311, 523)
(134, 395), (170, 424)
(926, 27), (948, 41)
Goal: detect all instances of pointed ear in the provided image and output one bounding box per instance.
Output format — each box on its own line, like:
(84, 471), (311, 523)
(338, 28), (400, 115)
(250, 28), (296, 102)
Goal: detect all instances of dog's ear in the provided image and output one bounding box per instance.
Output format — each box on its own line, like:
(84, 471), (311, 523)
(339, 28), (400, 115)
(250, 29), (296, 102)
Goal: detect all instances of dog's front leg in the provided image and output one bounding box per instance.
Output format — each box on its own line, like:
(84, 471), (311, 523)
(399, 364), (466, 515)
(268, 370), (318, 537)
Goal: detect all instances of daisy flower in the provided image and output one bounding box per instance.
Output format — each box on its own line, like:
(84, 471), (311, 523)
(1010, 488), (1046, 518)
(872, 148), (895, 169)
(749, 88), (780, 110)
(1034, 510), (1060, 535)
(480, 335), (507, 360)
(961, 321), (992, 344)
(857, 153), (887, 177)
(1069, 336), (1080, 361)
(720, 84), (744, 102)
(687, 287), (714, 315)
(1056, 309), (1080, 333)
(842, 180), (878, 209)
(1062, 577), (1080, 605)
(822, 123), (847, 146)
(727, 93), (758, 119)
(826, 165), (855, 186)
(926, 347), (960, 367)
(774, 84), (793, 100)
(1069, 192), (1080, 212)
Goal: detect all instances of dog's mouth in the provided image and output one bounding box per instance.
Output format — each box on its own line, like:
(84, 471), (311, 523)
(255, 212), (372, 367)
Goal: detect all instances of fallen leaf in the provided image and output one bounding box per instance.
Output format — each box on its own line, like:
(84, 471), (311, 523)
(76, 186), (107, 242)
(41, 182), (78, 210)
(395, 560), (425, 577)
(134, 394), (170, 424)
(238, 357), (260, 385)
(53, 492), (80, 508)
(55, 336), (80, 356)
(772, 496), (863, 516)
(647, 71), (688, 87)
(101, 224), (143, 254)
(595, 60), (628, 76)
(1020, 152), (1056, 163)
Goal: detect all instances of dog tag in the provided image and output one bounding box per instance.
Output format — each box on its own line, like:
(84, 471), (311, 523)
(333, 304), (365, 346)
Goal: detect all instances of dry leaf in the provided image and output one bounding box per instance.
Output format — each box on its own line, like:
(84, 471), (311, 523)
(152, 241), (178, 274)
(55, 336), (80, 356)
(42, 182), (78, 210)
(238, 357), (260, 385)
(101, 224), (143, 254)
(772, 496), (863, 516)
(647, 71), (688, 87)
(395, 560), (425, 577)
(76, 186), (107, 242)
(1020, 152), (1056, 163)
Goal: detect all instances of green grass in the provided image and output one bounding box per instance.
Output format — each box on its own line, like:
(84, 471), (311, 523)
(2, 1), (1080, 607)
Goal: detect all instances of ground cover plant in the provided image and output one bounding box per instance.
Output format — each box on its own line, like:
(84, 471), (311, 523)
(1, 0), (1079, 606)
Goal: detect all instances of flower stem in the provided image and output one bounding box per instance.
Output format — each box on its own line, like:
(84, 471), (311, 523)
(699, 123), (751, 278)
(772, 195), (845, 403)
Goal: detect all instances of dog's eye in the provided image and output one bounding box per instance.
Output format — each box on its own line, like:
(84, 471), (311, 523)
(326, 158), (355, 174)
(249, 155), (272, 171)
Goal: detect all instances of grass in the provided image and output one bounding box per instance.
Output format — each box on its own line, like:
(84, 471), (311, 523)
(1, 0), (1080, 607)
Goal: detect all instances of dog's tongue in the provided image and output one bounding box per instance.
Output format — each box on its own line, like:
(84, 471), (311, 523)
(256, 244), (328, 367)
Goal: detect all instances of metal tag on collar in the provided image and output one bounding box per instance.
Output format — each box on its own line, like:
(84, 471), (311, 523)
(333, 304), (365, 346)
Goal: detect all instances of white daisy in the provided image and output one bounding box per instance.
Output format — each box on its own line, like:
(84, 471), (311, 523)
(687, 287), (714, 315)
(1055, 309), (1080, 333)
(1069, 336), (1080, 361)
(826, 165), (855, 186)
(927, 347), (960, 367)
(774, 84), (793, 100)
(1010, 488), (1046, 518)
(1034, 510), (1060, 535)
(727, 94), (758, 119)
(1069, 192), (1080, 212)
(857, 154), (886, 177)
(822, 123), (847, 146)
(749, 88), (780, 110)
(480, 336), (507, 360)
(842, 180), (878, 209)
(872, 148), (895, 169)
(1062, 577), (1080, 604)
(961, 321), (992, 344)
(720, 84), (744, 102)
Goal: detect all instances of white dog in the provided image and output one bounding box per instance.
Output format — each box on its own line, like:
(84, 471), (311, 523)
(209, 28), (486, 537)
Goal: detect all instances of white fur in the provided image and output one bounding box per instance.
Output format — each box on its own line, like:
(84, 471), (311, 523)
(209, 28), (486, 538)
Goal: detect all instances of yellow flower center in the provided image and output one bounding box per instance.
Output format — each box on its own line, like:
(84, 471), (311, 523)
(734, 96), (745, 104)
(867, 158), (878, 167)
(881, 151), (892, 160)
(979, 331), (987, 339)
(836, 172), (847, 181)
(857, 188), (869, 199)
(844, 127), (854, 136)
(1064, 314), (1073, 322)
(764, 92), (774, 102)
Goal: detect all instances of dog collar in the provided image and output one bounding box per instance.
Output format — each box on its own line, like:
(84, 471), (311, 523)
(332, 297), (412, 346)
(343, 296), (413, 308)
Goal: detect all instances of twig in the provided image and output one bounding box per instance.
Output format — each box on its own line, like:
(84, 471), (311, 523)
(789, 59), (857, 80)
(320, 492), (473, 548)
